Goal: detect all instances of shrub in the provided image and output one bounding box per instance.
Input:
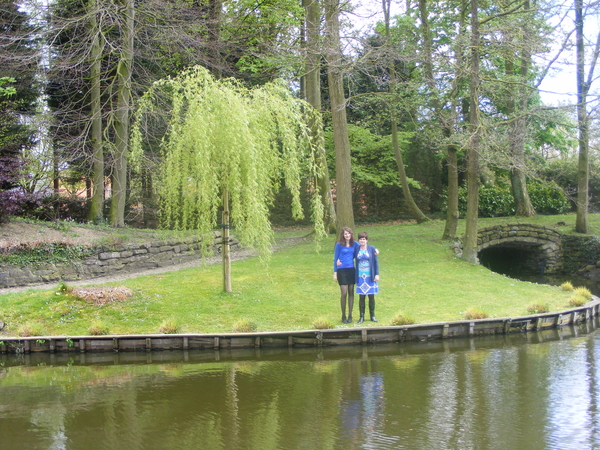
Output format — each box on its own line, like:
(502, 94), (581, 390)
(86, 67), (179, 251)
(158, 319), (180, 334)
(528, 182), (569, 215)
(390, 312), (415, 326)
(312, 317), (335, 329)
(458, 185), (514, 218)
(560, 281), (574, 291)
(527, 303), (549, 314)
(464, 308), (488, 320)
(232, 319), (258, 333)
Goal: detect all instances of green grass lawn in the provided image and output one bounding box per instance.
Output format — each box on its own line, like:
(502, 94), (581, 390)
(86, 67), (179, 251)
(0, 214), (597, 337)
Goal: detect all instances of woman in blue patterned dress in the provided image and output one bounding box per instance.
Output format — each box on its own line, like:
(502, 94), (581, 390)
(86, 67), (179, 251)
(354, 232), (379, 323)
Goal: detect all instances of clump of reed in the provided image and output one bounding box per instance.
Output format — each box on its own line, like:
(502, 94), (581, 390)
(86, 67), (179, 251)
(389, 312), (415, 326)
(464, 308), (488, 320)
(312, 317), (335, 330)
(232, 319), (258, 333)
(158, 318), (181, 334)
(527, 303), (549, 314)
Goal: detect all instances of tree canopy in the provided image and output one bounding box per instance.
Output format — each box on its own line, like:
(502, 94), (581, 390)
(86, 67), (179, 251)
(131, 66), (327, 256)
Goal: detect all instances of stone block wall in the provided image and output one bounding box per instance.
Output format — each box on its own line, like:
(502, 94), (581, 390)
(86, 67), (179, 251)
(0, 233), (239, 289)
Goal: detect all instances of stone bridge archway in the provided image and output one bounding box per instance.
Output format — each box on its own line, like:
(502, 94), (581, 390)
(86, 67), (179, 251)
(477, 224), (563, 273)
(451, 224), (564, 274)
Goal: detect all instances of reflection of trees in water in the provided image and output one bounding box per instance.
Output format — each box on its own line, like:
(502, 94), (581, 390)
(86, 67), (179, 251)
(2, 338), (600, 449)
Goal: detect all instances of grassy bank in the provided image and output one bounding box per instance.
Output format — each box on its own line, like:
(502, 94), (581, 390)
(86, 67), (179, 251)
(0, 214), (597, 337)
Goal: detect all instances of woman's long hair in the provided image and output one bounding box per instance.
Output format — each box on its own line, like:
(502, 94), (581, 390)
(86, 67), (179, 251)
(338, 227), (354, 246)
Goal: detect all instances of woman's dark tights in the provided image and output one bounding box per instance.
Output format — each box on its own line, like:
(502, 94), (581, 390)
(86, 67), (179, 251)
(340, 284), (354, 323)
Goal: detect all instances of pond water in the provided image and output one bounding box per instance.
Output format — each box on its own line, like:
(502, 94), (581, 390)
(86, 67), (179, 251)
(2, 322), (600, 450)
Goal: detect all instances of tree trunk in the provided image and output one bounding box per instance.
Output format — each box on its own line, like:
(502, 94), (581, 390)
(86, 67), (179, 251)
(384, 0), (428, 224)
(509, 115), (535, 216)
(505, 3), (535, 218)
(109, 0), (134, 227)
(324, 0), (354, 231)
(222, 188), (232, 293)
(575, 0), (589, 233)
(303, 0), (337, 234)
(442, 146), (460, 239)
(462, 0), (481, 264)
(88, 0), (104, 223)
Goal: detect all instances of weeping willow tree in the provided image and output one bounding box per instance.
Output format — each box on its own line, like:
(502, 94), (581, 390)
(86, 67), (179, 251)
(131, 66), (326, 291)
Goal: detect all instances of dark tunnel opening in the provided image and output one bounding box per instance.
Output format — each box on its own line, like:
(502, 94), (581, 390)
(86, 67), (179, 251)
(478, 245), (545, 277)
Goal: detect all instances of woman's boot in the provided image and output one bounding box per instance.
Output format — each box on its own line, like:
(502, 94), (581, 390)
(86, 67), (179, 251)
(369, 295), (377, 322)
(357, 296), (365, 324)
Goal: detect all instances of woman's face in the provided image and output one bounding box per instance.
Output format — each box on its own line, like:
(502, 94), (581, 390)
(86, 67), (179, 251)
(358, 237), (367, 246)
(343, 230), (352, 241)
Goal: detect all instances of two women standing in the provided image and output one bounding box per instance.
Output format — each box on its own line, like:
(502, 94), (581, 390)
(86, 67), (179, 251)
(333, 228), (379, 324)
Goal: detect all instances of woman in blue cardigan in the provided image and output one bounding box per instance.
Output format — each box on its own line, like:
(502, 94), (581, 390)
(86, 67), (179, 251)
(355, 231), (379, 323)
(333, 227), (358, 323)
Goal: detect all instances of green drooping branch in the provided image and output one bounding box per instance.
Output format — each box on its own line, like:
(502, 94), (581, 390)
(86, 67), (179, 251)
(131, 66), (326, 259)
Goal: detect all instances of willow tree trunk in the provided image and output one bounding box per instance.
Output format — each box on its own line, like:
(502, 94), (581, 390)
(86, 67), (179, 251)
(88, 0), (104, 223)
(303, 0), (337, 233)
(324, 0), (354, 231)
(222, 188), (232, 293)
(110, 0), (134, 227)
(575, 0), (589, 233)
(462, 0), (481, 264)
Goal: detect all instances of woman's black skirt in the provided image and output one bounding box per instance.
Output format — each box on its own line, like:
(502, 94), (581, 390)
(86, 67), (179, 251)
(337, 268), (355, 286)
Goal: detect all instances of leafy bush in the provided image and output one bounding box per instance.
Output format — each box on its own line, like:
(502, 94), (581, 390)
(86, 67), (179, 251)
(528, 182), (569, 214)
(458, 185), (514, 217)
(457, 181), (569, 218)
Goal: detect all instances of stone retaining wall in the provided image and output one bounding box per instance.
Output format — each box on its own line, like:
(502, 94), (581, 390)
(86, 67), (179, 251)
(0, 233), (239, 289)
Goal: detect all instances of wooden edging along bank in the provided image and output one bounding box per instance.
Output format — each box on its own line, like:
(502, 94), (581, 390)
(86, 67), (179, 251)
(1, 298), (599, 355)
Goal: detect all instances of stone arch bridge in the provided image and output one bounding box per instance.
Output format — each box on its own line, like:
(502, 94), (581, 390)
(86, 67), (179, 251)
(453, 224), (563, 274)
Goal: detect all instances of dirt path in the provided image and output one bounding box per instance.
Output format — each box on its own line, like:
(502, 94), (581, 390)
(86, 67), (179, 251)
(0, 236), (307, 295)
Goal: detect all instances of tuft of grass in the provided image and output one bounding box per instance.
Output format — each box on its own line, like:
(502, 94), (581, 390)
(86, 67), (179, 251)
(568, 294), (588, 307)
(312, 317), (335, 330)
(17, 322), (45, 337)
(158, 318), (180, 334)
(573, 286), (593, 300)
(88, 321), (110, 336)
(464, 308), (488, 320)
(527, 303), (549, 314)
(389, 312), (415, 326)
(232, 319), (258, 333)
(560, 281), (574, 291)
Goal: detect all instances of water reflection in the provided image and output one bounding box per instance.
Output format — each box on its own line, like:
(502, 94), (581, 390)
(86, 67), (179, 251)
(1, 322), (600, 450)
